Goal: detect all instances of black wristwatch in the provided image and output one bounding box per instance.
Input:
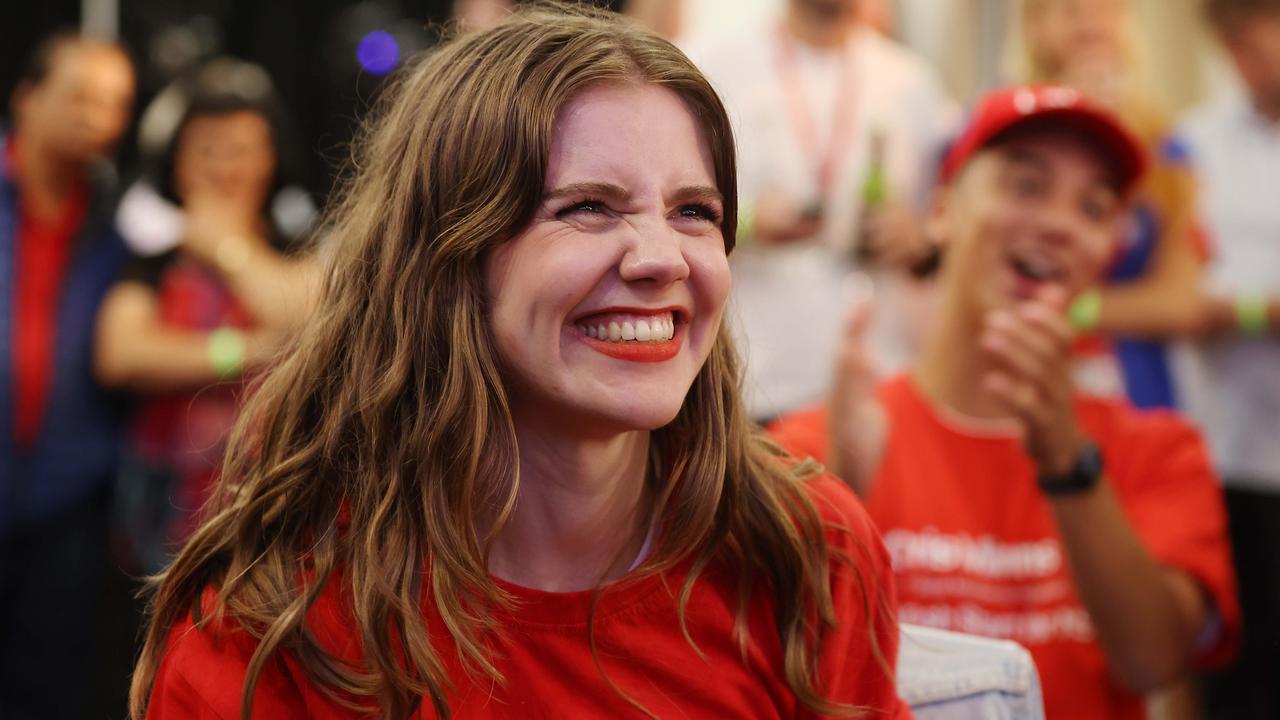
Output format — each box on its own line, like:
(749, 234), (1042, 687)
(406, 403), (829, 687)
(1038, 442), (1104, 496)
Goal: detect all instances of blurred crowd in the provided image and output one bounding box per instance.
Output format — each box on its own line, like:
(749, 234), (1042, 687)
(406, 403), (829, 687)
(1, 0), (1278, 718)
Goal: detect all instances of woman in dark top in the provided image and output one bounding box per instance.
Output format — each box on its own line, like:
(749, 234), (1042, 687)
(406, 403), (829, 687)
(96, 59), (319, 567)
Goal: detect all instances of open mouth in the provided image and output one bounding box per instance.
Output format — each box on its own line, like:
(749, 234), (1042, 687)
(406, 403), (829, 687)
(571, 309), (685, 363)
(574, 310), (681, 345)
(1007, 251), (1065, 298)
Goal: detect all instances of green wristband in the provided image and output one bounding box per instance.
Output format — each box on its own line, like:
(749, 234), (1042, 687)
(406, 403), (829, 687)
(1236, 295), (1269, 336)
(207, 327), (246, 379)
(1068, 288), (1103, 331)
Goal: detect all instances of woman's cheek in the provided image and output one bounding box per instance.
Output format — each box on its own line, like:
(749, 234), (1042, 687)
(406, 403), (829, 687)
(691, 244), (732, 318)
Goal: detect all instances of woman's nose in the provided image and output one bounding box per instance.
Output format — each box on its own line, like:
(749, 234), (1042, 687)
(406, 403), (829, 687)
(618, 218), (690, 287)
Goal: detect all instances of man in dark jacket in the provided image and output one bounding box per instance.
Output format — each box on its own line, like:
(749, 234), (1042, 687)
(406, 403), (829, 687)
(0, 33), (134, 719)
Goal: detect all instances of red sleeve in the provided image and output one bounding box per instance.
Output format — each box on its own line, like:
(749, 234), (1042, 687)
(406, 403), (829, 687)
(146, 614), (310, 719)
(1106, 412), (1241, 669)
(767, 405), (832, 466)
(803, 475), (912, 719)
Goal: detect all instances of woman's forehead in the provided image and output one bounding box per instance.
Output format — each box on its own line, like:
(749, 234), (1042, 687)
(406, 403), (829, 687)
(545, 82), (717, 189)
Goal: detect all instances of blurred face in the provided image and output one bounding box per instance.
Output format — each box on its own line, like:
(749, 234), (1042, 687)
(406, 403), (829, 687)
(1025, 0), (1130, 75)
(15, 43), (134, 163)
(793, 0), (858, 19)
(174, 110), (277, 211)
(486, 82), (731, 436)
(1220, 12), (1280, 118)
(453, 0), (514, 30)
(933, 128), (1124, 312)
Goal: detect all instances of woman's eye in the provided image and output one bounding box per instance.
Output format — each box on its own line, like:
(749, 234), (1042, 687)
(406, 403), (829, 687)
(557, 199), (607, 218)
(676, 204), (721, 223)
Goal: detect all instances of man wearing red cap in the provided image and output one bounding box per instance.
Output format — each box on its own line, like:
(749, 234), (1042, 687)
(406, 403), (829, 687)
(769, 86), (1239, 719)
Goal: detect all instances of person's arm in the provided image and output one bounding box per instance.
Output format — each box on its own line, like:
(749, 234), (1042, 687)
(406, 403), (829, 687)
(95, 282), (275, 391)
(743, 192), (826, 246)
(1098, 233), (1280, 339)
(982, 286), (1208, 692)
(184, 232), (321, 331)
(1048, 484), (1208, 691)
(827, 298), (888, 497)
(1094, 169), (1215, 339)
(182, 197), (321, 331)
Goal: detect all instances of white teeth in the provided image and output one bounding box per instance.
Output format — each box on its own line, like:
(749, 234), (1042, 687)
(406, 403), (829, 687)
(577, 312), (677, 344)
(1015, 253), (1058, 281)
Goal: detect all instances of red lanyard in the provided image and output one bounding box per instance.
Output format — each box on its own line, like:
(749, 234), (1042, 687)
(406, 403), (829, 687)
(775, 25), (860, 202)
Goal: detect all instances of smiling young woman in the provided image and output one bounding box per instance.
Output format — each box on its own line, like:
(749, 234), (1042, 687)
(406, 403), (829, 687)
(128, 4), (907, 720)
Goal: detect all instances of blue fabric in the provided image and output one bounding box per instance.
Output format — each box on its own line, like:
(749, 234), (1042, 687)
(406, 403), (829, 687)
(1159, 134), (1192, 167)
(898, 624), (1045, 720)
(0, 141), (128, 535)
(1107, 201), (1177, 409)
(1111, 336), (1176, 409)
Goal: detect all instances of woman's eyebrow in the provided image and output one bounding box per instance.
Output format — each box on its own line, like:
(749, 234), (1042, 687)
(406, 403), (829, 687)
(543, 182), (631, 202)
(543, 182), (723, 207)
(669, 185), (724, 206)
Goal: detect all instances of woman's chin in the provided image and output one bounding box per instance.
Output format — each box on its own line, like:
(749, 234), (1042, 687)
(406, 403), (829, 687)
(612, 405), (684, 433)
(568, 399), (685, 436)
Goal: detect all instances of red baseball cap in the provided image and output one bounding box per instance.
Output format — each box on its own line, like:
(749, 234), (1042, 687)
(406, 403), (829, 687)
(940, 85), (1148, 196)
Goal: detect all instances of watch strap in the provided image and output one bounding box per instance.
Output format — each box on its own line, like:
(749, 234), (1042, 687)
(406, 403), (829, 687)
(1038, 442), (1104, 496)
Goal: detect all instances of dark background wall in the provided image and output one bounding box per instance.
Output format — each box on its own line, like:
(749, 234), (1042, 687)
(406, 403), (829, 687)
(2, 0), (623, 202)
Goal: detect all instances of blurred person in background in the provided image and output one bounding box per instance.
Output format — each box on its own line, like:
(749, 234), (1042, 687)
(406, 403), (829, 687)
(95, 59), (318, 572)
(689, 0), (956, 421)
(857, 0), (894, 36)
(1180, 0), (1280, 716)
(0, 33), (135, 720)
(769, 86), (1240, 720)
(1015, 0), (1216, 409)
(644, 0), (892, 42)
(453, 0), (514, 30)
(625, 0), (684, 39)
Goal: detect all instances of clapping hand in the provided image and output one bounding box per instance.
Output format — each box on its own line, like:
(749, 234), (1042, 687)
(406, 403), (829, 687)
(980, 285), (1090, 477)
(828, 279), (888, 495)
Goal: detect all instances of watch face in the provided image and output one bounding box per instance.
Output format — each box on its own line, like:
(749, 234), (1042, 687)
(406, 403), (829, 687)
(1080, 444), (1104, 476)
(1039, 442), (1104, 496)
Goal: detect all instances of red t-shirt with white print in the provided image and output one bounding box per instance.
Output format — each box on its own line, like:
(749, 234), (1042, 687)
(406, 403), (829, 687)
(145, 476), (911, 719)
(768, 374), (1239, 720)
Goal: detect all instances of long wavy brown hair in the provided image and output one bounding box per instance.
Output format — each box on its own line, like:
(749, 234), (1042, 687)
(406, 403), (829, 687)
(130, 4), (881, 718)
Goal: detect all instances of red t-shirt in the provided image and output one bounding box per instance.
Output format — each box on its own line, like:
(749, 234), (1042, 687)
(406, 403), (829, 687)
(7, 139), (87, 447)
(768, 375), (1240, 720)
(145, 476), (911, 719)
